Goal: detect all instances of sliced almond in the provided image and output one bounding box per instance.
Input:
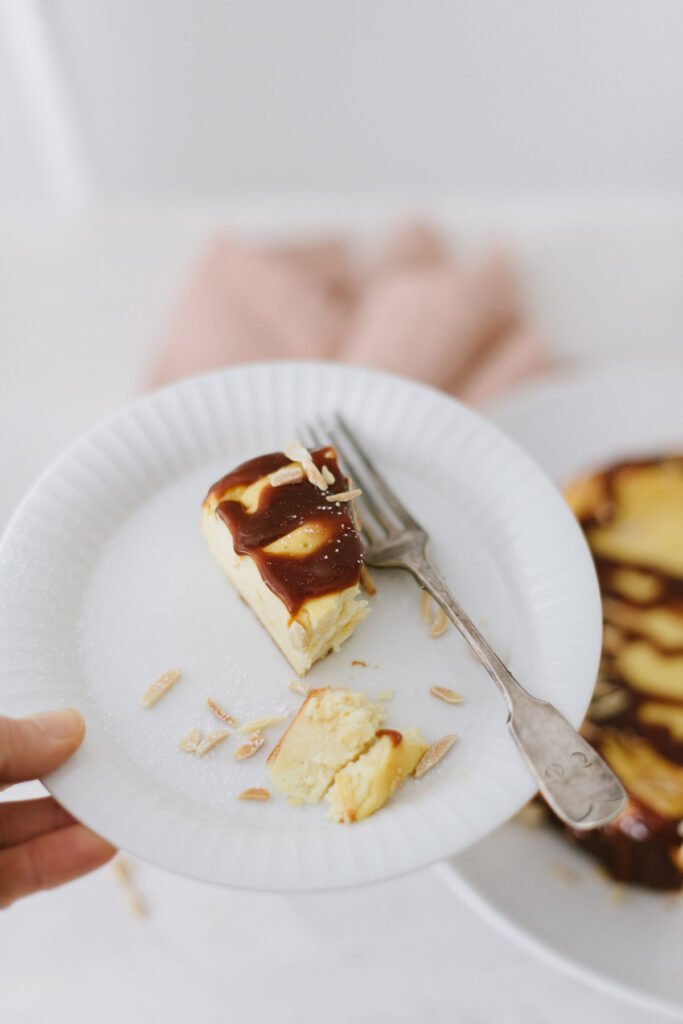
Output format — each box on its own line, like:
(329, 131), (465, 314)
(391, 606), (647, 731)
(321, 465), (336, 485)
(430, 686), (463, 705)
(288, 679), (310, 696)
(351, 659), (368, 667)
(349, 484), (362, 531)
(195, 730), (230, 757)
(284, 441), (313, 464)
(420, 590), (433, 625)
(238, 715), (288, 734)
(140, 668), (182, 708)
(178, 726), (202, 752)
(283, 442), (328, 490)
(238, 787), (271, 802)
(429, 608), (449, 638)
(111, 856), (147, 918)
(269, 464), (305, 487)
(414, 734), (458, 779)
(360, 564), (377, 595)
(207, 698), (236, 725)
(234, 731), (265, 760)
(303, 461), (329, 490)
(325, 488), (362, 503)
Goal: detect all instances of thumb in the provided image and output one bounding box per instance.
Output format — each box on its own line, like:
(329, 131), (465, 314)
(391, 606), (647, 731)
(0, 710), (85, 784)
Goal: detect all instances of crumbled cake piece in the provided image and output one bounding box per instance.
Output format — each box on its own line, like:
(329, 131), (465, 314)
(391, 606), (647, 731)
(326, 728), (428, 823)
(267, 687), (385, 803)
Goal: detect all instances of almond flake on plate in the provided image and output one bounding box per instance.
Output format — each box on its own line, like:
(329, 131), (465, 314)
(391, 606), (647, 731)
(238, 787), (271, 802)
(234, 731), (265, 760)
(288, 679), (310, 696)
(420, 590), (433, 625)
(111, 856), (147, 918)
(325, 488), (362, 503)
(430, 686), (463, 705)
(140, 668), (182, 708)
(238, 715), (288, 734)
(414, 735), (458, 779)
(207, 698), (237, 725)
(195, 730), (230, 757)
(429, 608), (449, 637)
(178, 726), (203, 752)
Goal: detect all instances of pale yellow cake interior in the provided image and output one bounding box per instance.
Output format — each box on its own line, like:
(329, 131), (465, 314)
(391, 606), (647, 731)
(326, 728), (428, 823)
(267, 687), (386, 804)
(201, 461), (368, 676)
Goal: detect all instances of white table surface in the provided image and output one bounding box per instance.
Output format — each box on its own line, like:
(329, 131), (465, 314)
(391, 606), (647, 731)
(2, 203), (682, 1024)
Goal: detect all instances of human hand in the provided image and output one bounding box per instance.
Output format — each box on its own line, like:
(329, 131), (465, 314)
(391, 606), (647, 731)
(0, 710), (116, 908)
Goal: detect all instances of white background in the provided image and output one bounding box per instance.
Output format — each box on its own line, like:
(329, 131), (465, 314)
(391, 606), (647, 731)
(1, 2), (683, 1021)
(2, 0), (683, 202)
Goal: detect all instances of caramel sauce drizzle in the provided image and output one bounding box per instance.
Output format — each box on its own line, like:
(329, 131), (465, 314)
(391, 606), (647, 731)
(564, 455), (683, 889)
(375, 728), (403, 748)
(207, 448), (363, 616)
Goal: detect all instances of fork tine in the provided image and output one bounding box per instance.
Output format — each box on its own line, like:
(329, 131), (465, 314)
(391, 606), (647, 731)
(303, 420), (380, 544)
(330, 414), (421, 531)
(323, 420), (397, 535)
(302, 421), (324, 449)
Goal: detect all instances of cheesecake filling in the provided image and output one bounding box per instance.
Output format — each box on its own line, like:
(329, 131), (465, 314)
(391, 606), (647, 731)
(557, 455), (683, 890)
(202, 447), (368, 675)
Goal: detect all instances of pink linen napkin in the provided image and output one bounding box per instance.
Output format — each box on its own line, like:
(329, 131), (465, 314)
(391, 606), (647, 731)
(148, 224), (547, 404)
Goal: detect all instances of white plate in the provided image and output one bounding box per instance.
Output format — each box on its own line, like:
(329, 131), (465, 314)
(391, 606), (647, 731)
(0, 361), (600, 892)
(442, 357), (683, 1018)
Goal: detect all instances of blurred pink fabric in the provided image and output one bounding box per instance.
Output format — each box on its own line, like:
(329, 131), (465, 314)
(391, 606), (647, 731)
(149, 224), (547, 404)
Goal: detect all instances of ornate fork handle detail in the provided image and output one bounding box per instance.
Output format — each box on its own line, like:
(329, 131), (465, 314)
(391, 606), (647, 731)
(405, 552), (626, 830)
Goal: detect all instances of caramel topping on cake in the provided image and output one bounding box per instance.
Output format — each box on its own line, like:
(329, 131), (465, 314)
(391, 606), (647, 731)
(206, 448), (364, 615)
(558, 455), (683, 889)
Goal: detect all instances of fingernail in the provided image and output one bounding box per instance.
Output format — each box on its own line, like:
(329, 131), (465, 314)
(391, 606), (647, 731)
(33, 709), (84, 740)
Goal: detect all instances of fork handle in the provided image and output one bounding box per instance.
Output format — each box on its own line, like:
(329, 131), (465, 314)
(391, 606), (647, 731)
(406, 554), (626, 831)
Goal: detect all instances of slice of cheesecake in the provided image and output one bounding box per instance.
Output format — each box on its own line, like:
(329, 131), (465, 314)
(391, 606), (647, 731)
(202, 444), (368, 676)
(267, 687), (386, 803)
(326, 727), (427, 823)
(553, 455), (683, 889)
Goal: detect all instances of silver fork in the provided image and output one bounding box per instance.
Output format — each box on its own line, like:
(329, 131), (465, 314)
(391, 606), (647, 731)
(305, 414), (626, 831)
